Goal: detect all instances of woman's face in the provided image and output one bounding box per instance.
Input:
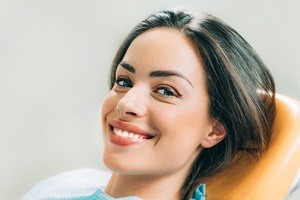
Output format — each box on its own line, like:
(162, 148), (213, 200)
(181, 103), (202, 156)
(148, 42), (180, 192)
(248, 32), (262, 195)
(101, 28), (215, 176)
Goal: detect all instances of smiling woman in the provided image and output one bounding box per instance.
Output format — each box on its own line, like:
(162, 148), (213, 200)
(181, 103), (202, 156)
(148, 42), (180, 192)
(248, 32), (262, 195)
(101, 8), (275, 200)
(102, 28), (216, 199)
(22, 8), (276, 200)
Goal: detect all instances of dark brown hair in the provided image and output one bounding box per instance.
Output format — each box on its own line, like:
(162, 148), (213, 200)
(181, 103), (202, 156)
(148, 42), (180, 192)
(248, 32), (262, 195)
(109, 8), (276, 200)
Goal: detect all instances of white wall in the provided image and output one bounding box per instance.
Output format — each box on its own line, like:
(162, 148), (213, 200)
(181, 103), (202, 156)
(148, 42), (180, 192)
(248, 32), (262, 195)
(1, 0), (299, 199)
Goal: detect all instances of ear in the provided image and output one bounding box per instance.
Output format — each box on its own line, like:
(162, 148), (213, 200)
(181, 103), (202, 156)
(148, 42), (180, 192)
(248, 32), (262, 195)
(201, 120), (226, 148)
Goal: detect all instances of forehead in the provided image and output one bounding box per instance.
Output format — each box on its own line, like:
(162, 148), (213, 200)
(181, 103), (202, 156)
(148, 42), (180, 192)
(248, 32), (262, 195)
(123, 28), (203, 75)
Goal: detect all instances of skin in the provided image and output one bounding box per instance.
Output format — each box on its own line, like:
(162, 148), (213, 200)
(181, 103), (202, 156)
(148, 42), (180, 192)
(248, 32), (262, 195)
(101, 28), (225, 200)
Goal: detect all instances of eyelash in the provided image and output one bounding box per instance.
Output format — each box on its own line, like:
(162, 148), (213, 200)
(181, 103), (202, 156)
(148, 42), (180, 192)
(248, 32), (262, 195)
(114, 76), (181, 98)
(115, 77), (133, 88)
(154, 86), (181, 97)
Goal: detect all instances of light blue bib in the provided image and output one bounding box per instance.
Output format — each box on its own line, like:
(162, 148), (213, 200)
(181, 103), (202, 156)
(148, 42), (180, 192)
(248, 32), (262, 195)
(22, 168), (205, 200)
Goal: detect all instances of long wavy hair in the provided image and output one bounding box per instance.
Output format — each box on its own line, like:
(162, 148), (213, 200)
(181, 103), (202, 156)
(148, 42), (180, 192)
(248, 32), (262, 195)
(109, 9), (276, 200)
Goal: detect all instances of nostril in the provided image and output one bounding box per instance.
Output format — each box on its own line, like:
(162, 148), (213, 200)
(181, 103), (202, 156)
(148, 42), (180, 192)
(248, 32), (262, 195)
(125, 111), (137, 116)
(116, 101), (144, 118)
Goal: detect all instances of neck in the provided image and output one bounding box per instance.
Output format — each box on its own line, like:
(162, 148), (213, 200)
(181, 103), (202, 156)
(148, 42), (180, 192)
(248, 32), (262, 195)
(105, 170), (189, 200)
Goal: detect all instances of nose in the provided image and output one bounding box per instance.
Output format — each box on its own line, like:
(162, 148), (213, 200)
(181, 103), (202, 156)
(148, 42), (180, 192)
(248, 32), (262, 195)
(116, 86), (147, 119)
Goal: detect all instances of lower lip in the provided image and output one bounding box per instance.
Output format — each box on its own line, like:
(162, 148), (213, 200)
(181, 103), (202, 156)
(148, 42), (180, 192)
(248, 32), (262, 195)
(109, 131), (148, 146)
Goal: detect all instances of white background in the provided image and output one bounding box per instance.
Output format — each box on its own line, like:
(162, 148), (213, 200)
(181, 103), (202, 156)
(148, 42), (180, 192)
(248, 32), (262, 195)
(0, 0), (299, 199)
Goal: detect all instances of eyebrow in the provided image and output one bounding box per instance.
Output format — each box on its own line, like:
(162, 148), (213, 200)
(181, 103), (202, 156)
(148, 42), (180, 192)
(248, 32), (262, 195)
(150, 70), (193, 87)
(118, 61), (193, 87)
(119, 61), (135, 73)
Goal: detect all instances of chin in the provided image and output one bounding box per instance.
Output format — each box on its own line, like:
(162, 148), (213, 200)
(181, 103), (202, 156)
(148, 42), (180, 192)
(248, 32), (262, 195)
(103, 151), (153, 176)
(103, 150), (134, 173)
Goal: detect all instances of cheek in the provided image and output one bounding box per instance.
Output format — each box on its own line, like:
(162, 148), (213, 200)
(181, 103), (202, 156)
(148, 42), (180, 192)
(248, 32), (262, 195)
(151, 100), (212, 153)
(153, 109), (210, 169)
(155, 102), (211, 137)
(101, 91), (118, 124)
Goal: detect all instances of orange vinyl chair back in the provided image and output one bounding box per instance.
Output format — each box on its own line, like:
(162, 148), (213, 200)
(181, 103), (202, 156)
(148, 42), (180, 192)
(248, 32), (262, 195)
(205, 94), (300, 200)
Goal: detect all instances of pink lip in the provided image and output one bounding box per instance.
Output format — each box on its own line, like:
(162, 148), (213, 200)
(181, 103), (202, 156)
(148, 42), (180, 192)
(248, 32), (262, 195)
(109, 120), (153, 137)
(108, 120), (154, 146)
(109, 131), (146, 146)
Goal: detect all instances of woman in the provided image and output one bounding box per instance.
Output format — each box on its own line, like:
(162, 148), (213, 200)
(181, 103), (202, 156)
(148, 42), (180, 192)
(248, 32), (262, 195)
(23, 8), (276, 200)
(101, 8), (275, 200)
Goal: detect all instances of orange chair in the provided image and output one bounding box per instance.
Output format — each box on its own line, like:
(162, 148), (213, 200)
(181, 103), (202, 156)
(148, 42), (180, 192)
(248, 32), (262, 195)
(205, 94), (300, 200)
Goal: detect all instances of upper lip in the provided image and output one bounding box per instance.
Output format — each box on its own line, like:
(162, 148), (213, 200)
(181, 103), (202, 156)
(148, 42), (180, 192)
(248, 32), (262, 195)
(109, 120), (155, 138)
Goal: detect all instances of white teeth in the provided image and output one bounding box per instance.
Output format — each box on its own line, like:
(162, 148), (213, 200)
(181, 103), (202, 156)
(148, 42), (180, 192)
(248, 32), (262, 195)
(116, 128), (123, 136)
(123, 131), (129, 137)
(113, 127), (144, 139)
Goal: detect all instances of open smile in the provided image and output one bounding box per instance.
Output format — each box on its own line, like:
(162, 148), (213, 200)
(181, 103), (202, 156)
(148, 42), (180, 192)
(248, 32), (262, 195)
(108, 121), (154, 146)
(111, 126), (151, 139)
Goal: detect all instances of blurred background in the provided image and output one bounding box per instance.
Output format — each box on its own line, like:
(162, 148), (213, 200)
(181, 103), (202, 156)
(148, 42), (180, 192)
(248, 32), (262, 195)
(0, 0), (299, 199)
